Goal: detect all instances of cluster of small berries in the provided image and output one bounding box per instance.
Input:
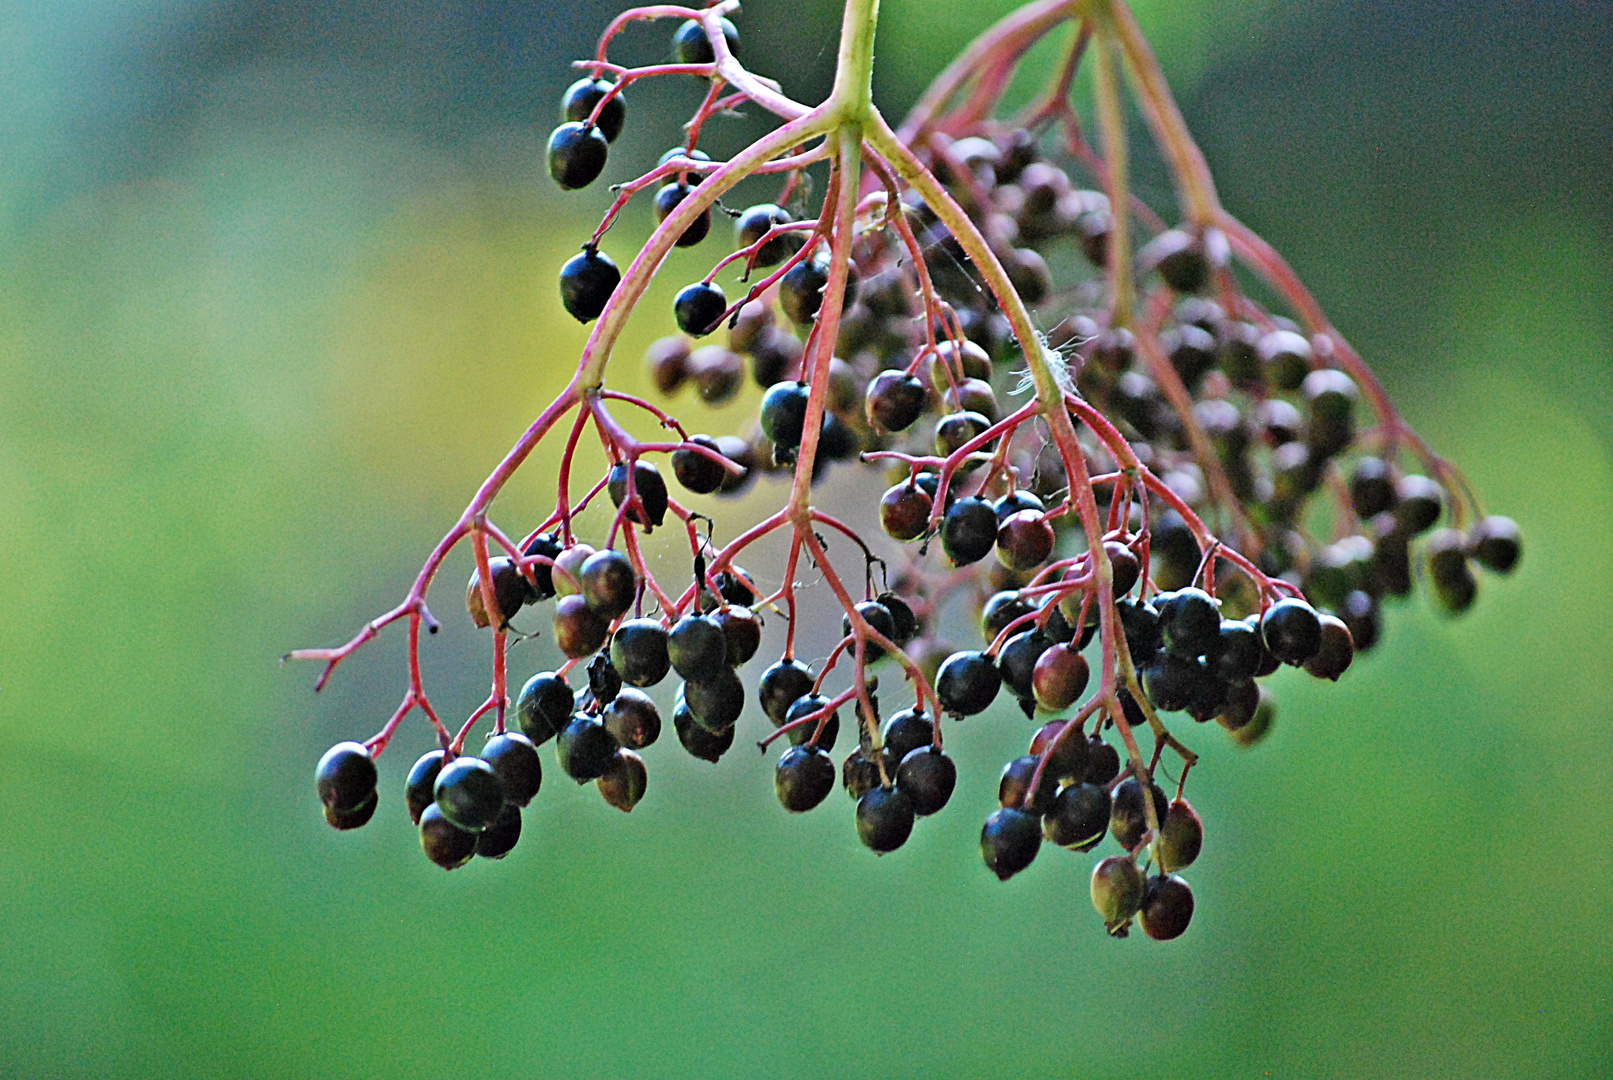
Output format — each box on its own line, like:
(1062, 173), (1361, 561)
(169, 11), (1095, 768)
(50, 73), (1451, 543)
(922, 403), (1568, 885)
(300, 3), (1517, 941)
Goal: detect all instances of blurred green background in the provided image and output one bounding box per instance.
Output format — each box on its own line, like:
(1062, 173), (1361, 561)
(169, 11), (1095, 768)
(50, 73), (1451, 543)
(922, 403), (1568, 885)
(1, 0), (1609, 1077)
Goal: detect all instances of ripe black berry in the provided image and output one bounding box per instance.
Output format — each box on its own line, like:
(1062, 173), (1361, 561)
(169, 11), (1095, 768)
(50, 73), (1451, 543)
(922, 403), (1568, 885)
(516, 672), (573, 745)
(673, 695), (734, 762)
(1083, 733), (1121, 785)
(779, 259), (829, 325)
(522, 532), (562, 600)
(324, 790), (377, 831)
(1115, 597), (1163, 659)
(557, 716), (620, 783)
(547, 122), (608, 190)
(1156, 587), (1221, 656)
(981, 807), (1042, 880)
(668, 614), (727, 679)
(878, 593), (918, 646)
(998, 629), (1051, 702)
(558, 246), (620, 322)
(652, 183), (711, 247)
(316, 741), (377, 814)
(433, 755), (505, 833)
(1140, 873), (1195, 940)
(1157, 797), (1202, 871)
(936, 650), (1001, 716)
(672, 434), (729, 494)
(1110, 775), (1170, 851)
(980, 591), (1033, 641)
(671, 16), (738, 64)
(713, 605), (761, 666)
(1208, 618), (1263, 681)
(734, 203), (798, 267)
(759, 380), (811, 452)
(856, 786), (915, 853)
(881, 707), (934, 760)
(1142, 650), (1205, 713)
(1260, 598), (1323, 665)
(934, 411), (990, 456)
(465, 556), (532, 630)
(597, 748), (648, 811)
(1470, 515), (1521, 574)
(941, 497), (998, 566)
(474, 804), (522, 859)
(602, 687), (661, 750)
(419, 803), (477, 870)
(1106, 541), (1142, 596)
(1028, 720), (1089, 782)
(774, 745), (835, 812)
(607, 460), (668, 528)
(404, 750), (446, 826)
(783, 694), (840, 751)
(673, 281), (727, 336)
(560, 77), (625, 142)
(610, 618), (670, 688)
(865, 370), (927, 432)
(1091, 855), (1145, 932)
(896, 747), (956, 816)
(1043, 781), (1110, 850)
(684, 666), (746, 731)
(579, 549), (635, 620)
(1302, 614), (1355, 680)
(758, 659), (816, 724)
(842, 599), (896, 663)
(480, 732), (543, 807)
(1303, 369), (1358, 458)
(998, 755), (1057, 815)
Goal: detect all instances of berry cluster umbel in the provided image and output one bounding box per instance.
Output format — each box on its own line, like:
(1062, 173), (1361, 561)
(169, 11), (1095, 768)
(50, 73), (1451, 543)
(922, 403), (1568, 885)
(294, 0), (1518, 939)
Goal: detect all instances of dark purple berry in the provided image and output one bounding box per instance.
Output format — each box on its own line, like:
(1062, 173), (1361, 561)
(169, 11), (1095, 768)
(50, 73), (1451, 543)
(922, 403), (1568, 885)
(672, 434), (730, 494)
(474, 804), (522, 859)
(1470, 515), (1521, 573)
(480, 732), (543, 807)
(652, 183), (711, 247)
(547, 122), (608, 190)
(1140, 873), (1195, 940)
(1157, 797), (1203, 871)
(671, 16), (738, 65)
(941, 497), (998, 566)
(936, 650), (1001, 716)
(597, 748), (648, 811)
(774, 745), (834, 812)
(674, 281), (727, 336)
(734, 203), (798, 267)
(783, 694), (840, 751)
(683, 667), (745, 732)
(558, 246), (620, 322)
(560, 77), (625, 142)
(1043, 781), (1110, 850)
(1302, 614), (1355, 681)
(981, 807), (1042, 880)
(856, 786), (915, 853)
(896, 747), (955, 816)
(865, 370), (927, 433)
(419, 803), (476, 870)
(324, 790), (377, 831)
(557, 716), (619, 782)
(607, 460), (668, 527)
(1110, 775), (1170, 851)
(1261, 598), (1323, 665)
(673, 696), (733, 762)
(516, 672), (573, 745)
(758, 659), (816, 725)
(316, 741), (377, 814)
(405, 750), (446, 826)
(1156, 587), (1221, 656)
(433, 756), (505, 833)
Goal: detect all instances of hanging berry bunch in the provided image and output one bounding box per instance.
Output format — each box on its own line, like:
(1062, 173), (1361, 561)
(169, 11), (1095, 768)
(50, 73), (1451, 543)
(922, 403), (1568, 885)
(291, 0), (1519, 939)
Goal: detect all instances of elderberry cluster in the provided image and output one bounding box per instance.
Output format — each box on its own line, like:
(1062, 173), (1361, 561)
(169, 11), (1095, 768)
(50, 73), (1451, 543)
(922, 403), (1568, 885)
(301, 2), (1519, 942)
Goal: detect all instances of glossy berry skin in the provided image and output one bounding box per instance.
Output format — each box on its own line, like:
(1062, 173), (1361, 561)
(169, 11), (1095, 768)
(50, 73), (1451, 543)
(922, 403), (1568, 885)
(878, 594), (918, 646)
(560, 77), (625, 142)
(1043, 781), (1111, 850)
(683, 667), (746, 732)
(1156, 587), (1221, 657)
(934, 411), (989, 457)
(841, 600), (896, 663)
(553, 594), (608, 659)
(936, 650), (1001, 716)
(779, 260), (829, 326)
(603, 688), (661, 750)
(1261, 598), (1324, 665)
(433, 756), (505, 833)
(673, 281), (727, 336)
(521, 532), (562, 600)
(881, 708), (935, 761)
(671, 434), (729, 494)
(1157, 798), (1203, 872)
(673, 697), (733, 762)
(557, 716), (620, 783)
(474, 804), (522, 860)
(758, 659), (816, 725)
(610, 619), (671, 688)
(981, 591), (1033, 641)
(865, 370), (927, 432)
(668, 615), (726, 679)
(547, 122), (608, 190)
(1140, 874), (1195, 940)
(880, 482), (932, 542)
(1110, 776), (1171, 851)
(998, 755), (1057, 815)
(1470, 515), (1521, 573)
(1106, 541), (1142, 596)
(1083, 734), (1121, 785)
(759, 381), (811, 452)
(579, 549), (635, 620)
(465, 555), (533, 630)
(1303, 614), (1355, 681)
(597, 748), (648, 812)
(713, 606), (761, 666)
(1091, 855), (1146, 932)
(783, 694), (840, 751)
(857, 786), (915, 853)
(316, 742), (377, 814)
(558, 247), (620, 322)
(941, 497), (998, 566)
(652, 183), (711, 247)
(774, 745), (835, 812)
(896, 747), (956, 816)
(480, 732), (543, 807)
(419, 803), (477, 870)
(324, 790), (377, 830)
(995, 510), (1054, 571)
(997, 629), (1051, 702)
(1142, 650), (1207, 713)
(671, 16), (738, 64)
(981, 808), (1042, 881)
(1028, 720), (1089, 783)
(404, 750), (446, 825)
(1209, 619), (1264, 682)
(734, 203), (797, 267)
(1116, 597), (1163, 659)
(1031, 643), (1090, 712)
(516, 672), (573, 745)
(607, 460), (668, 528)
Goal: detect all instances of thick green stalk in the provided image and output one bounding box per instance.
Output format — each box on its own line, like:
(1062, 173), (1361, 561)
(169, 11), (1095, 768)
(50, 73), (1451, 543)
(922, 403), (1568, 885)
(829, 0), (881, 120)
